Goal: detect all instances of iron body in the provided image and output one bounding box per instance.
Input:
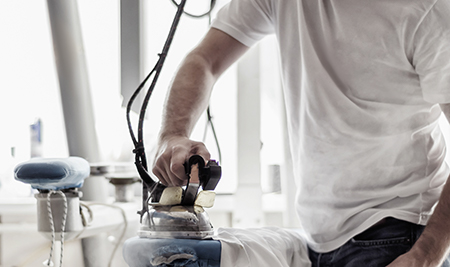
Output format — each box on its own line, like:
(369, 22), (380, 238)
(137, 156), (221, 239)
(138, 205), (213, 239)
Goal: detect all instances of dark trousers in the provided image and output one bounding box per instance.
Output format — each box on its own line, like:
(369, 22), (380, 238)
(308, 217), (450, 267)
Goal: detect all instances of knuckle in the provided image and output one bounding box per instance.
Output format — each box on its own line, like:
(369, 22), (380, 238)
(152, 159), (164, 171)
(170, 146), (184, 156)
(151, 165), (160, 175)
(192, 141), (206, 148)
(170, 161), (183, 172)
(170, 163), (186, 179)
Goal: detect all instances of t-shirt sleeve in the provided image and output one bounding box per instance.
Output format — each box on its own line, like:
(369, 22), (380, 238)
(413, 0), (450, 104)
(211, 0), (275, 47)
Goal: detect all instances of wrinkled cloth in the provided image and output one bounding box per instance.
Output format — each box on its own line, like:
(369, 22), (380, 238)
(150, 245), (197, 267)
(213, 227), (311, 267)
(122, 237), (221, 267)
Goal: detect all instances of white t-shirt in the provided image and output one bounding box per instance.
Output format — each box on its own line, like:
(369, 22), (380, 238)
(212, 0), (450, 252)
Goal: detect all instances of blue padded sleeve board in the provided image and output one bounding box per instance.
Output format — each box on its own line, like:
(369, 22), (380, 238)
(14, 157), (90, 190)
(123, 237), (221, 267)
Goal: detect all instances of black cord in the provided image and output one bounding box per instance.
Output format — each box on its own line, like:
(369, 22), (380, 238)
(126, 0), (187, 213)
(126, 0), (221, 214)
(126, 65), (158, 147)
(166, 0), (223, 165)
(127, 0), (187, 169)
(208, 0), (213, 24)
(137, 0), (188, 169)
(207, 107), (222, 163)
(170, 0), (216, 18)
(202, 0), (222, 164)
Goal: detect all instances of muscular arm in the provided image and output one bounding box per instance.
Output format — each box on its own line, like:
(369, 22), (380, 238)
(152, 28), (248, 186)
(389, 103), (450, 266)
(413, 104), (450, 264)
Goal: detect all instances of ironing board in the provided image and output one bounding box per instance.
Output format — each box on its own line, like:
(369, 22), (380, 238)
(14, 157), (90, 190)
(122, 237), (221, 267)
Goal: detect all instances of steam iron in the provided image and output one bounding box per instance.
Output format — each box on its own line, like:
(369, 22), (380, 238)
(136, 155), (221, 239)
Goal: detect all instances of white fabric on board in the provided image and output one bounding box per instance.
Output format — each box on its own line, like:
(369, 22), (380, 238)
(213, 227), (311, 267)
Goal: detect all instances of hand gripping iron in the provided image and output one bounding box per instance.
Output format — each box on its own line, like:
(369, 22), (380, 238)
(138, 155), (221, 239)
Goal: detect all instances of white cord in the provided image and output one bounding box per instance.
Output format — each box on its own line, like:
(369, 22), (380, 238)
(79, 202), (94, 226)
(45, 190), (68, 267)
(80, 202), (128, 267)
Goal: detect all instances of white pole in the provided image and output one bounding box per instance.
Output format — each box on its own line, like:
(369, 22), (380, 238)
(234, 45), (264, 227)
(46, 0), (100, 163)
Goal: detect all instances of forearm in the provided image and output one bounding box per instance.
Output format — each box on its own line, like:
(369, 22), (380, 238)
(159, 50), (217, 141)
(158, 28), (248, 142)
(152, 28), (248, 185)
(409, 175), (450, 266)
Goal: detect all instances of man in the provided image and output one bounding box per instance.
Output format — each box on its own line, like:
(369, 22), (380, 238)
(152, 0), (450, 266)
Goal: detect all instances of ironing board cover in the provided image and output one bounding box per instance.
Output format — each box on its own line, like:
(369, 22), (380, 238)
(122, 237), (221, 267)
(14, 157), (90, 190)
